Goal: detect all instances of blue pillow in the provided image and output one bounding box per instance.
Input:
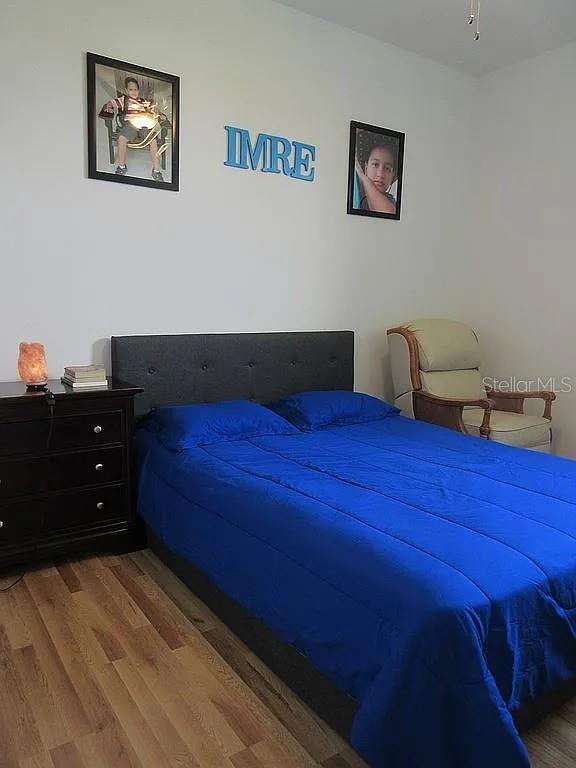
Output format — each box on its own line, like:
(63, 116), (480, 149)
(269, 390), (399, 431)
(145, 400), (298, 450)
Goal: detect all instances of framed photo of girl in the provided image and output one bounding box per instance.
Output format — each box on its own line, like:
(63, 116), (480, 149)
(347, 121), (405, 220)
(86, 52), (180, 191)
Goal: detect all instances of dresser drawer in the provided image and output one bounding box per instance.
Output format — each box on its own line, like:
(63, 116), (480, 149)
(0, 410), (123, 457)
(53, 411), (123, 449)
(0, 446), (124, 501)
(49, 447), (124, 490)
(0, 420), (50, 457)
(43, 484), (128, 534)
(0, 456), (46, 499)
(0, 484), (128, 546)
(0, 503), (41, 545)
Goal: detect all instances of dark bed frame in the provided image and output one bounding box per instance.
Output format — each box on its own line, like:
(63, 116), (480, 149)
(111, 330), (575, 745)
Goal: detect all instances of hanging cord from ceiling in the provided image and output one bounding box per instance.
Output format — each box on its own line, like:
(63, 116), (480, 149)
(467, 0), (481, 41)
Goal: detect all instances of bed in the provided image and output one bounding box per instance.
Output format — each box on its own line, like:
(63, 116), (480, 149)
(112, 331), (576, 768)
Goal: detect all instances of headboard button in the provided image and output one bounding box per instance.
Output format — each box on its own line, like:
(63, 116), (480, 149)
(291, 360), (297, 367)
(148, 366), (157, 375)
(248, 361), (256, 368)
(201, 364), (208, 371)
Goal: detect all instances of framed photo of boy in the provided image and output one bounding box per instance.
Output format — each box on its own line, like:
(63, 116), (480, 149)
(86, 52), (180, 191)
(347, 121), (405, 220)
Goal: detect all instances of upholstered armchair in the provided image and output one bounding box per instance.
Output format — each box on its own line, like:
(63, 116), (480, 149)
(387, 319), (555, 452)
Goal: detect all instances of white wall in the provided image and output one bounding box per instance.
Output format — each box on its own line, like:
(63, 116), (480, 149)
(2, 0), (475, 399)
(442, 43), (576, 456)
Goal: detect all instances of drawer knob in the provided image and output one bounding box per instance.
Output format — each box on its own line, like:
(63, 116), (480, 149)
(95, 463), (104, 472)
(93, 425), (103, 434)
(96, 502), (104, 510)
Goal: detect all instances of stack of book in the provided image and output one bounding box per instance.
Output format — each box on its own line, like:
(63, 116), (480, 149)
(61, 365), (108, 389)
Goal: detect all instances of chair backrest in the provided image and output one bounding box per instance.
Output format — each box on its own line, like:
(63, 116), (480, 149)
(387, 319), (486, 413)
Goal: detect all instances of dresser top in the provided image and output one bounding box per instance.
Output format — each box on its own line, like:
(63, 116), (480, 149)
(0, 378), (143, 403)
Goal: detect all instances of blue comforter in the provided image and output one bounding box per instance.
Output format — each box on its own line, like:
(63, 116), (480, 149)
(135, 415), (576, 768)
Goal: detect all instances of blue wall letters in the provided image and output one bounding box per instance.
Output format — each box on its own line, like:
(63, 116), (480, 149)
(224, 126), (316, 182)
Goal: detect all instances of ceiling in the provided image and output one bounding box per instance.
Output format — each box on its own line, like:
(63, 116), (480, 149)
(274, 0), (576, 75)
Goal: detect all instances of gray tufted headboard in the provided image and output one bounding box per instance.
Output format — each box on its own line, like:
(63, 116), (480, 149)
(111, 331), (355, 418)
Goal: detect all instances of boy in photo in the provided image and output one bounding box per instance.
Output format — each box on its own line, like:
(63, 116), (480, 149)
(99, 76), (165, 182)
(354, 135), (397, 216)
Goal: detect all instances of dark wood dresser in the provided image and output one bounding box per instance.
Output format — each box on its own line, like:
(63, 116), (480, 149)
(0, 378), (143, 569)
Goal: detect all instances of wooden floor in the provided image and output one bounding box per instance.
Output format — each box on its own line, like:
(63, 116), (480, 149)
(0, 552), (573, 768)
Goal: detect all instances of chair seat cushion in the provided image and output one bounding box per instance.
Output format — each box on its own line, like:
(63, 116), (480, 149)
(463, 408), (551, 448)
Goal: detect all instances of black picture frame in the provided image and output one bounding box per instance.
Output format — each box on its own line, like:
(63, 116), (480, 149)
(87, 52), (180, 192)
(347, 120), (405, 221)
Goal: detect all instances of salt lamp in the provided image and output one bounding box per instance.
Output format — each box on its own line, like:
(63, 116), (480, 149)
(18, 342), (48, 391)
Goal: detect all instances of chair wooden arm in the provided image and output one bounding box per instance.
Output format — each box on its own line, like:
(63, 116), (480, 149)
(485, 389), (556, 420)
(413, 391), (495, 438)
